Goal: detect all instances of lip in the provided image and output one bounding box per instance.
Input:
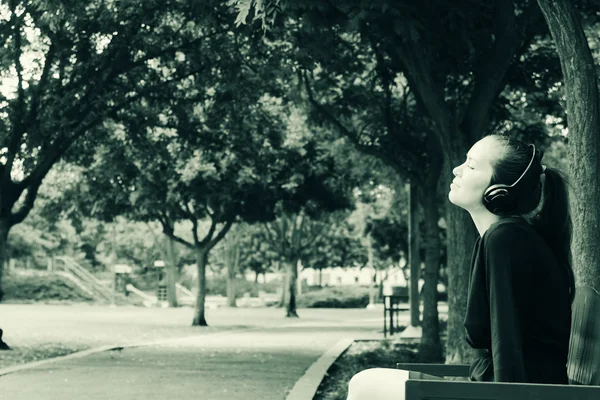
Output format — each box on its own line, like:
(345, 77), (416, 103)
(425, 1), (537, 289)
(450, 182), (460, 188)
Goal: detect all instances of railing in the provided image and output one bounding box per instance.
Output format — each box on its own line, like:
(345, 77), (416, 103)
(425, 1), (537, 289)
(54, 256), (114, 302)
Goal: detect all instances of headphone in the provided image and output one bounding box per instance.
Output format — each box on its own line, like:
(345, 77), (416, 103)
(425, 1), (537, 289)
(483, 144), (536, 215)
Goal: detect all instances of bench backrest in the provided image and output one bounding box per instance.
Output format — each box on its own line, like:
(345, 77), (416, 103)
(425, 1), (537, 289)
(568, 286), (600, 385)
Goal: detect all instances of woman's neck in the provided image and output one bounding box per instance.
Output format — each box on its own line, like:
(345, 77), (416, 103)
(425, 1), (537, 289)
(469, 210), (502, 237)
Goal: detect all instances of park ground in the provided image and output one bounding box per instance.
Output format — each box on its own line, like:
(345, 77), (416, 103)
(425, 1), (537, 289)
(0, 303), (406, 400)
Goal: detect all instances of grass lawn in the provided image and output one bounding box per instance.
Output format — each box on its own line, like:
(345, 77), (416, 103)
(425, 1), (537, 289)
(0, 342), (89, 370)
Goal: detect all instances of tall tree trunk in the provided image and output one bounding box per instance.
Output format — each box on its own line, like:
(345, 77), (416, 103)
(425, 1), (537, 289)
(285, 259), (299, 318)
(367, 234), (376, 307)
(418, 182), (444, 362)
(537, 3), (600, 383)
(227, 264), (237, 307)
(536, 0), (600, 292)
(165, 236), (178, 308)
(279, 267), (288, 307)
(0, 218), (11, 350)
(192, 248), (209, 326)
(407, 180), (421, 327)
(296, 258), (303, 296)
(442, 151), (479, 364)
(225, 232), (240, 308)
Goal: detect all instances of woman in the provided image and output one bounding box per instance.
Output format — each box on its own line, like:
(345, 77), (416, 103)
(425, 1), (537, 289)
(346, 134), (574, 399)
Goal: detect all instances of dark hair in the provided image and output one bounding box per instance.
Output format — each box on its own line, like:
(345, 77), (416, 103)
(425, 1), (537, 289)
(489, 134), (575, 303)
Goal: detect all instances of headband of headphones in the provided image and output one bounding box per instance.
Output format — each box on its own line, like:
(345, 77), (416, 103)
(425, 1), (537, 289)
(483, 144), (542, 214)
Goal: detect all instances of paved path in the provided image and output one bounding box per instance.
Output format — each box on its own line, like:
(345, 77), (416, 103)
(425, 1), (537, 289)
(0, 305), (398, 400)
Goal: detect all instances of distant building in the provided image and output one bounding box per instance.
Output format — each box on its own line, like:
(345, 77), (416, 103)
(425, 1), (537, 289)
(299, 265), (408, 287)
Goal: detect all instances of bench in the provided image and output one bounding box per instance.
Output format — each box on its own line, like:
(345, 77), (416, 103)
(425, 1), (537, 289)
(396, 286), (600, 399)
(383, 291), (410, 337)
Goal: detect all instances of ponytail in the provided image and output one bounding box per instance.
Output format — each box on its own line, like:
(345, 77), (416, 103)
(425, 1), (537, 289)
(531, 167), (576, 303)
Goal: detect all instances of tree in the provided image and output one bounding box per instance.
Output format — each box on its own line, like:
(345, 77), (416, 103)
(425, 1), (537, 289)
(536, 0), (600, 312)
(302, 218), (367, 287)
(0, 0), (221, 344)
(216, 223), (244, 307)
(232, 0), (561, 363)
(262, 209), (353, 317)
(62, 42), (354, 328)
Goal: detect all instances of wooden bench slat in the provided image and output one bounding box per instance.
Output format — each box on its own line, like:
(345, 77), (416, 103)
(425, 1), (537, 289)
(568, 286), (600, 385)
(405, 379), (600, 400)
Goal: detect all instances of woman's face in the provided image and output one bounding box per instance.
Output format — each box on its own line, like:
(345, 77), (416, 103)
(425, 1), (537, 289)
(448, 136), (502, 212)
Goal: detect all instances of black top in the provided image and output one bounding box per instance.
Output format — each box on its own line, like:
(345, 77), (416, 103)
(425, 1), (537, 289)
(464, 217), (571, 383)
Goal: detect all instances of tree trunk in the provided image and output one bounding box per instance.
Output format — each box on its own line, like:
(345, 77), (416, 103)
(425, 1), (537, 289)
(418, 181), (444, 362)
(296, 258), (303, 296)
(226, 227), (242, 307)
(192, 248), (210, 326)
(367, 234), (376, 307)
(165, 236), (178, 308)
(285, 259), (299, 318)
(279, 267), (288, 308)
(407, 180), (421, 327)
(536, 0), (600, 292)
(442, 152), (479, 364)
(0, 218), (11, 350)
(227, 265), (237, 307)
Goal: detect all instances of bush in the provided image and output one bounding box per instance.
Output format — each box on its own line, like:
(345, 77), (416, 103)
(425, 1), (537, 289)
(2, 273), (94, 302)
(297, 286), (370, 308)
(205, 275), (282, 297)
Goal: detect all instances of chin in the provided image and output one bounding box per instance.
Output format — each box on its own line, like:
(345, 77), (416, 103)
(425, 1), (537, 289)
(448, 189), (458, 205)
(448, 191), (467, 210)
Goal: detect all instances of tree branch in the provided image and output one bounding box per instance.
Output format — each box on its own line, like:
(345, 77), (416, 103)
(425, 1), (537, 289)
(163, 226), (194, 249)
(290, 212), (304, 251)
(3, 4), (25, 183)
(365, 29), (396, 140)
(262, 223), (280, 252)
(10, 181), (41, 226)
(461, 1), (541, 143)
(299, 220), (328, 253)
(301, 69), (420, 181)
(208, 217), (234, 250)
(190, 214), (200, 246)
(200, 214), (218, 247)
(28, 41), (57, 129)
(388, 38), (451, 138)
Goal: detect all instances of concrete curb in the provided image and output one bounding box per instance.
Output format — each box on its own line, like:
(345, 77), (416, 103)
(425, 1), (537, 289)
(285, 337), (355, 400)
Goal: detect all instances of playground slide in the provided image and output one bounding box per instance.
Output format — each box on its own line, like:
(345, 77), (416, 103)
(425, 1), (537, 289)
(125, 284), (157, 307)
(175, 283), (194, 297)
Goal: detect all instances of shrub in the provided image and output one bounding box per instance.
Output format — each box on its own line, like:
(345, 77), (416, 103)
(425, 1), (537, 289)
(2, 273), (94, 302)
(297, 286), (371, 308)
(204, 275), (282, 297)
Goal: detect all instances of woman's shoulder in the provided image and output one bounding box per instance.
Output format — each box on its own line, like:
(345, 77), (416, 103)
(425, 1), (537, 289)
(483, 217), (534, 246)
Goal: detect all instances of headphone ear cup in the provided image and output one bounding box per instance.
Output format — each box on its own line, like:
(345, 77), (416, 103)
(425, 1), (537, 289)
(483, 185), (514, 214)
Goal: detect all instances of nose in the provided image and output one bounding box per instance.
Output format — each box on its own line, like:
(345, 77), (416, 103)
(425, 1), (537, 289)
(453, 164), (462, 177)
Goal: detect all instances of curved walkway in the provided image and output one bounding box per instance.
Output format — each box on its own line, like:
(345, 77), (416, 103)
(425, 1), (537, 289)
(0, 306), (388, 400)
